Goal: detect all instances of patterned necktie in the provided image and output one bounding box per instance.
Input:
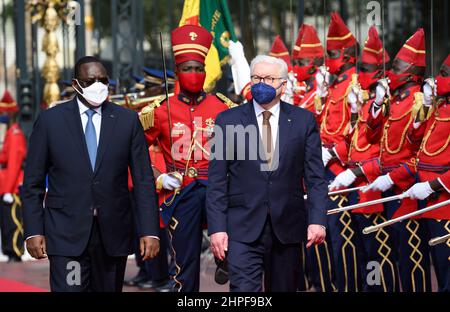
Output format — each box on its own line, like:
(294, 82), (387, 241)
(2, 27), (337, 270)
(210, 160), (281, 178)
(85, 109), (97, 170)
(262, 110), (273, 166)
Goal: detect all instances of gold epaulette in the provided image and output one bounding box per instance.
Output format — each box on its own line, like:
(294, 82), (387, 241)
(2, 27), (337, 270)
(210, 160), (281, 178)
(216, 92), (238, 109)
(138, 95), (166, 130)
(139, 105), (155, 131)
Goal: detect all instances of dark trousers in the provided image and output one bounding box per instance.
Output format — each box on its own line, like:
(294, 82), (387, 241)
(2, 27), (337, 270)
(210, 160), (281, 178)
(306, 231), (337, 292)
(325, 169), (363, 292)
(168, 183), (206, 292)
(48, 218), (127, 292)
(228, 217), (301, 292)
(344, 189), (399, 292)
(0, 195), (24, 258)
(145, 227), (169, 281)
(426, 219), (450, 292)
(351, 213), (399, 292)
(304, 197), (337, 292)
(132, 227), (170, 282)
(383, 189), (431, 292)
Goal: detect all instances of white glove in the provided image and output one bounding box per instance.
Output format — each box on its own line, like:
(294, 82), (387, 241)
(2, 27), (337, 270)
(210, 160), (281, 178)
(347, 88), (359, 113)
(375, 78), (390, 105)
(2, 193), (14, 204)
(329, 169), (357, 191)
(362, 174), (394, 193)
(157, 173), (182, 191)
(315, 66), (330, 98)
(404, 181), (435, 200)
(228, 40), (251, 96)
(281, 72), (295, 104)
(322, 147), (333, 167)
(423, 78), (436, 107)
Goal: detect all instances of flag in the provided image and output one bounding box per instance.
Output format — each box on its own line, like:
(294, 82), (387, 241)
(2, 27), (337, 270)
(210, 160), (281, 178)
(179, 0), (236, 92)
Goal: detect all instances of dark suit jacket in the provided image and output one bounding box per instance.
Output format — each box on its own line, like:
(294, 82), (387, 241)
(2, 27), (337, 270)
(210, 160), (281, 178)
(206, 101), (327, 244)
(22, 98), (159, 257)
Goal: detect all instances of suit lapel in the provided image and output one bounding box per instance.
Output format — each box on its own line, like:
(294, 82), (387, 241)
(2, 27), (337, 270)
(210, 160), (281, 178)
(64, 98), (93, 172)
(94, 102), (118, 174)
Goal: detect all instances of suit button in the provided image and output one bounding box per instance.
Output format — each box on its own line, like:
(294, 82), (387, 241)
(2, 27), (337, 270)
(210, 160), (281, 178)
(93, 181), (100, 185)
(190, 108), (195, 112)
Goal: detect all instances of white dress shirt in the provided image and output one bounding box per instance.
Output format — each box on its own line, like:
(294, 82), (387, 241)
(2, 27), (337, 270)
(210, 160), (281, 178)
(253, 100), (280, 150)
(78, 98), (102, 145)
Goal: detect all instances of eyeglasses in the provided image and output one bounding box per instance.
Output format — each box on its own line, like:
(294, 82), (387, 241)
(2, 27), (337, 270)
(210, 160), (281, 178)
(251, 75), (285, 85)
(76, 77), (109, 88)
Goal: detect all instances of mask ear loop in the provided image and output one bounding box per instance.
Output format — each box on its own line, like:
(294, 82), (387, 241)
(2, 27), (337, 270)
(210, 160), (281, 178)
(73, 79), (84, 95)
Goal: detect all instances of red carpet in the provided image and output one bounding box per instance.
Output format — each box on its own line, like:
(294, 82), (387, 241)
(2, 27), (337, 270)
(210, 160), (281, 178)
(0, 279), (48, 292)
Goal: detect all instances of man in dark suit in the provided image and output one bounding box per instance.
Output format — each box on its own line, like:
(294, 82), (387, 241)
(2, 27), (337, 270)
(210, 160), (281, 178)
(22, 56), (160, 292)
(207, 55), (328, 292)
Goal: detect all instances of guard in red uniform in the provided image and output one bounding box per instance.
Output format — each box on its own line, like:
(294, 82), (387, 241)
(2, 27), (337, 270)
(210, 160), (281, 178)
(143, 25), (231, 292)
(329, 27), (398, 291)
(0, 90), (27, 262)
(387, 54), (450, 291)
(291, 23), (337, 292)
(317, 12), (360, 292)
(360, 29), (431, 292)
(292, 24), (325, 123)
(269, 35), (298, 105)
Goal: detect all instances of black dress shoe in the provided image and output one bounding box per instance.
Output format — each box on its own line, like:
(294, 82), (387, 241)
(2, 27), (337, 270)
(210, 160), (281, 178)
(7, 255), (22, 263)
(123, 271), (148, 287)
(214, 256), (229, 285)
(154, 280), (175, 292)
(138, 278), (170, 290)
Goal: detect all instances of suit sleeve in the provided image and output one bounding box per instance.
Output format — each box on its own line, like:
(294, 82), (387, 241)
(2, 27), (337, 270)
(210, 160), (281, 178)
(206, 113), (229, 235)
(22, 115), (48, 238)
(304, 112), (328, 227)
(129, 113), (159, 237)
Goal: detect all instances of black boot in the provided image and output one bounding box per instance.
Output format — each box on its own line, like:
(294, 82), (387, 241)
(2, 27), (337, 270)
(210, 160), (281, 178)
(123, 269), (148, 287)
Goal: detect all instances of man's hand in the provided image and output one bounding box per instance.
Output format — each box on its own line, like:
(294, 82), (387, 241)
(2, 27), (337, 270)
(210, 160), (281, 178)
(2, 193), (14, 204)
(140, 236), (160, 261)
(404, 181), (435, 200)
(322, 147), (333, 167)
(329, 169), (357, 191)
(362, 174), (394, 193)
(306, 224), (326, 248)
(158, 173), (182, 191)
(210, 232), (228, 261)
(26, 235), (47, 259)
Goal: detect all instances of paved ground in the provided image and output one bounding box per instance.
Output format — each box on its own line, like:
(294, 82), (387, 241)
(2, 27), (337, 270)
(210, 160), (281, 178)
(0, 250), (439, 292)
(0, 253), (228, 292)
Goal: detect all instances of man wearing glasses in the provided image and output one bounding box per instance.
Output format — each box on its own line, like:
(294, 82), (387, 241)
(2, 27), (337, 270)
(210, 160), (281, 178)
(22, 56), (160, 292)
(207, 55), (327, 292)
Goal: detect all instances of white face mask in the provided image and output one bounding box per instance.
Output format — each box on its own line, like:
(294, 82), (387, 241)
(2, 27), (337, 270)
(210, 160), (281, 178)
(75, 80), (109, 107)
